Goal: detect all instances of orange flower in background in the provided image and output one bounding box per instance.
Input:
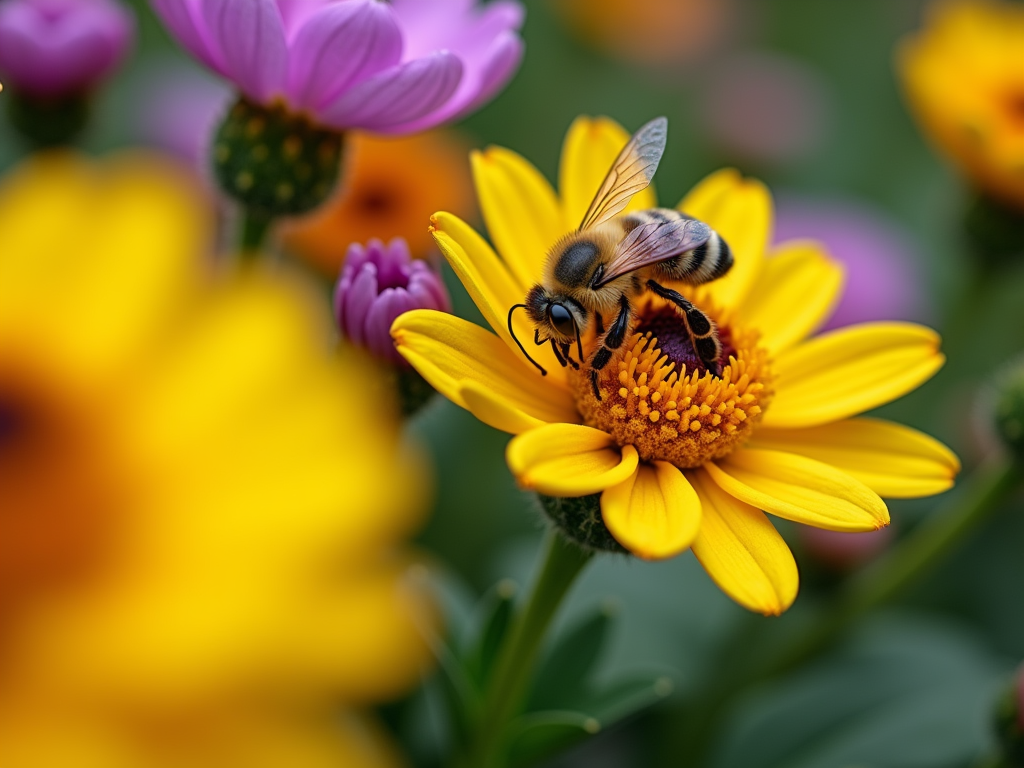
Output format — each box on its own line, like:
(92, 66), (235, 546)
(0, 153), (432, 767)
(283, 130), (475, 276)
(551, 0), (734, 66)
(899, 0), (1024, 210)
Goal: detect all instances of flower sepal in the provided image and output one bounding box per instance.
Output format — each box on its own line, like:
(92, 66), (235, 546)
(212, 97), (343, 219)
(536, 494), (627, 555)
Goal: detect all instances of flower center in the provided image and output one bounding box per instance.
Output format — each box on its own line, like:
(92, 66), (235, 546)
(570, 295), (773, 468)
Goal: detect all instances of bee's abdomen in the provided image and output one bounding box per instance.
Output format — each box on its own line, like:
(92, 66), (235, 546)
(627, 208), (733, 286)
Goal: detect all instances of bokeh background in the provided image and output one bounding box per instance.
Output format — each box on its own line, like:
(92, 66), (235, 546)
(2, 1), (1022, 766)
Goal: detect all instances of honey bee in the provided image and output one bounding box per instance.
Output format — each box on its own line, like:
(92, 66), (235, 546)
(508, 117), (733, 399)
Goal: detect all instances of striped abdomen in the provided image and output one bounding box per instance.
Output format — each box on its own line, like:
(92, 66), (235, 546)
(621, 208), (733, 286)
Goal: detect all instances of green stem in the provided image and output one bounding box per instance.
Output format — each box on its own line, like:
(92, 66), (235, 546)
(462, 531), (593, 768)
(673, 457), (1021, 766)
(238, 208), (273, 259)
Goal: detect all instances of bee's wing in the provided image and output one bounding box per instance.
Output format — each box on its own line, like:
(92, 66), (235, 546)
(579, 117), (668, 231)
(596, 217), (712, 286)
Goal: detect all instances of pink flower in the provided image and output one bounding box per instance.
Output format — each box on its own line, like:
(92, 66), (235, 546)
(334, 238), (451, 365)
(149, 0), (524, 134)
(0, 0), (133, 97)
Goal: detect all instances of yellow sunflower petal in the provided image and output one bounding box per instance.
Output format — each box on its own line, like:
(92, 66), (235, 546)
(558, 115), (658, 230)
(429, 212), (566, 382)
(471, 145), (563, 287)
(750, 418), (960, 498)
(763, 322), (945, 428)
(706, 448), (890, 532)
(600, 461), (700, 560)
(738, 240), (844, 355)
(506, 424), (639, 496)
(391, 310), (578, 425)
(677, 169), (772, 311)
(459, 380), (548, 434)
(689, 468), (798, 616)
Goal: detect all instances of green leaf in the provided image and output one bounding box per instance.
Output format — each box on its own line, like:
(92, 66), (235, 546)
(505, 710), (602, 768)
(529, 601), (617, 710)
(707, 617), (1009, 768)
(463, 578), (518, 688)
(429, 629), (480, 746)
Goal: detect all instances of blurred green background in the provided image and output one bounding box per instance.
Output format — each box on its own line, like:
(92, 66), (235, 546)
(4, 0), (1020, 766)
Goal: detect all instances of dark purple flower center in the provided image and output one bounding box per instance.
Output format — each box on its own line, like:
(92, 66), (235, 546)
(634, 307), (736, 376)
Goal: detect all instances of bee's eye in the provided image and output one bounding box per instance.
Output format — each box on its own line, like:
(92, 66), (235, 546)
(548, 303), (576, 336)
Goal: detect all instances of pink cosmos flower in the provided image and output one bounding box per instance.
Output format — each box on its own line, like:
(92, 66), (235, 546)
(149, 0), (524, 134)
(0, 0), (134, 98)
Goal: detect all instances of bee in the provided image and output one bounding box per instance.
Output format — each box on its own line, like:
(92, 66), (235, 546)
(508, 117), (733, 399)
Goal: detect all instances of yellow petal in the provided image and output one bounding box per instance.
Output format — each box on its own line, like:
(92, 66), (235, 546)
(689, 468), (798, 616)
(471, 145), (563, 288)
(459, 380), (548, 434)
(677, 169), (772, 311)
(506, 424), (639, 496)
(429, 212), (566, 383)
(392, 310), (579, 425)
(738, 240), (844, 355)
(706, 448), (889, 532)
(763, 322), (945, 428)
(600, 461), (701, 560)
(558, 115), (658, 230)
(751, 418), (960, 498)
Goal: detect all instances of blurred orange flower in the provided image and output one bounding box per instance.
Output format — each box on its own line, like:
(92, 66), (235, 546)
(551, 0), (733, 66)
(0, 153), (432, 767)
(283, 130), (475, 276)
(899, 0), (1024, 210)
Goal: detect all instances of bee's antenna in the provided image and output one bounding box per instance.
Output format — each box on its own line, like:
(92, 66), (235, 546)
(508, 304), (547, 376)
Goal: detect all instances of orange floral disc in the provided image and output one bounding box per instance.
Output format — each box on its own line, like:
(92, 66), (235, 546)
(571, 295), (773, 468)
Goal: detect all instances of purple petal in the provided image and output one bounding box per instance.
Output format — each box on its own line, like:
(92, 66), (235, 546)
(150, 0), (226, 75)
(286, 0), (401, 111)
(201, 0), (286, 101)
(319, 50), (463, 132)
(342, 263), (378, 346)
(365, 288), (417, 363)
(392, 30), (522, 133)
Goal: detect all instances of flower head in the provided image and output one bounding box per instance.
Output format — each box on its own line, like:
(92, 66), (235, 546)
(283, 129), (475, 275)
(898, 0), (1024, 211)
(150, 0), (524, 134)
(335, 237), (451, 366)
(392, 116), (959, 615)
(0, 153), (431, 766)
(0, 0), (133, 98)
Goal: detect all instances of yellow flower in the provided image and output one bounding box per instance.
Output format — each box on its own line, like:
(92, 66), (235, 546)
(898, 0), (1024, 210)
(0, 153), (431, 767)
(282, 129), (476, 276)
(392, 117), (959, 616)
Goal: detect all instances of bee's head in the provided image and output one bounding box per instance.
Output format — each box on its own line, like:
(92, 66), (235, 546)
(526, 285), (586, 343)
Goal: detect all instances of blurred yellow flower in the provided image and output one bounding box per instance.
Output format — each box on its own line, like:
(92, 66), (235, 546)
(393, 117), (959, 616)
(0, 153), (432, 767)
(899, 0), (1024, 210)
(283, 130), (475, 276)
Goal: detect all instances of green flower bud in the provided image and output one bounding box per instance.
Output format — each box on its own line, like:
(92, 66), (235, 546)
(993, 359), (1024, 459)
(212, 97), (343, 219)
(537, 494), (627, 554)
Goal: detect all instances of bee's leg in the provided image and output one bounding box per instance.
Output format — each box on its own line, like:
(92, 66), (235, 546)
(549, 339), (568, 368)
(560, 341), (580, 370)
(646, 280), (721, 376)
(534, 329), (545, 346)
(589, 296), (633, 400)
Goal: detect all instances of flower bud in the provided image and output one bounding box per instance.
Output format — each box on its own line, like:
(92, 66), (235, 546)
(335, 238), (451, 416)
(0, 0), (133, 146)
(993, 358), (1024, 459)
